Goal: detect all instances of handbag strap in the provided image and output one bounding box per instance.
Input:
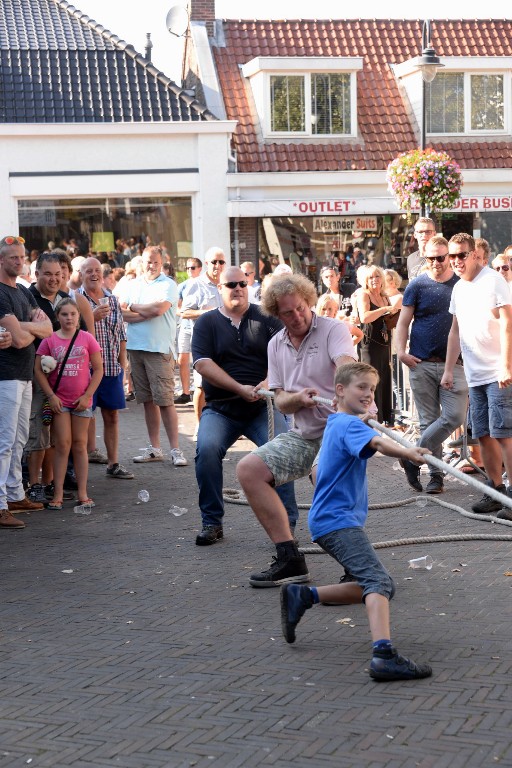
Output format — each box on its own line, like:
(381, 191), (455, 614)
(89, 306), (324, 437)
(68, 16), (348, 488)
(51, 329), (80, 395)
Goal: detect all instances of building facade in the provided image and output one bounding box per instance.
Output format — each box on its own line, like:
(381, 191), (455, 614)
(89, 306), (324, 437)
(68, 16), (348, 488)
(0, 0), (235, 262)
(183, 8), (512, 276)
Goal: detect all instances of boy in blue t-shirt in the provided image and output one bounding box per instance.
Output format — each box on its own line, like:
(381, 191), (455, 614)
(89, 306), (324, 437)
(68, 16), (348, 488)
(280, 361), (433, 682)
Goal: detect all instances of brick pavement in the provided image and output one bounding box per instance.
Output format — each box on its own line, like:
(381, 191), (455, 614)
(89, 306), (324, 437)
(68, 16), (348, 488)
(0, 398), (511, 768)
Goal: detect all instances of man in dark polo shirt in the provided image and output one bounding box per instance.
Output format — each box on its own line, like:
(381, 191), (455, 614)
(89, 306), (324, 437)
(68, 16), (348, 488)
(192, 265), (298, 545)
(395, 235), (468, 494)
(0, 236), (52, 528)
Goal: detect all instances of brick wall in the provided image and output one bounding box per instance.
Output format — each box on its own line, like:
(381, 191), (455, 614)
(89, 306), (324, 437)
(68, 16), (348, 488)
(230, 218), (258, 265)
(190, 0), (215, 36)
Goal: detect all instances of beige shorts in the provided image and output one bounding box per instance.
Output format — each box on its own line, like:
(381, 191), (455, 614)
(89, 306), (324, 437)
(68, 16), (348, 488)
(26, 384), (51, 452)
(128, 350), (175, 406)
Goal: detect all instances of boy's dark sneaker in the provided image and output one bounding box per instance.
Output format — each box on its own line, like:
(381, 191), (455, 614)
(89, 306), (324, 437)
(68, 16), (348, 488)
(471, 483), (506, 514)
(399, 459), (422, 492)
(249, 553), (310, 588)
(280, 584), (313, 643)
(370, 647), (432, 681)
(195, 525), (223, 546)
(425, 474), (444, 494)
(63, 472), (78, 491)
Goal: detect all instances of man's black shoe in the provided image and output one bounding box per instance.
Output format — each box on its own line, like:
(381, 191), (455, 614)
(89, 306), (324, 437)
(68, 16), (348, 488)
(471, 483), (506, 514)
(496, 508), (512, 521)
(370, 647), (432, 681)
(174, 393), (191, 405)
(399, 459), (422, 492)
(195, 525), (223, 546)
(425, 474), (444, 494)
(249, 553), (310, 588)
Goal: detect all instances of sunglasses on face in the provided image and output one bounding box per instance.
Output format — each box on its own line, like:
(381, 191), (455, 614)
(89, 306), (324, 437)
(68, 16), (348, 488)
(1, 235), (25, 245)
(210, 260), (225, 266)
(186, 265), (199, 270)
(495, 265), (510, 272)
(425, 254), (448, 263)
(449, 251), (471, 261)
(222, 280), (248, 289)
(244, 272), (254, 276)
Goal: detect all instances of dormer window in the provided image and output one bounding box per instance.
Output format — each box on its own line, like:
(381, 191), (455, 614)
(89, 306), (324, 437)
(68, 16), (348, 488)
(270, 73), (352, 135)
(241, 57), (363, 139)
(427, 72), (505, 133)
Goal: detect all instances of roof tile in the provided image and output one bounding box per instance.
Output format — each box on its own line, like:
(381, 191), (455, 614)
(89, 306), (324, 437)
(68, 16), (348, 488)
(0, 0), (215, 123)
(212, 18), (512, 171)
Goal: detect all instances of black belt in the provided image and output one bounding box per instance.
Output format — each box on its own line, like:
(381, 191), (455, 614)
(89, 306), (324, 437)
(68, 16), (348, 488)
(423, 356), (463, 366)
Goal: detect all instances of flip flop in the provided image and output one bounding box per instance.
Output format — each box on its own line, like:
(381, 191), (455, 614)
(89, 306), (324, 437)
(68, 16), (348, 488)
(47, 501), (63, 510)
(78, 498), (96, 508)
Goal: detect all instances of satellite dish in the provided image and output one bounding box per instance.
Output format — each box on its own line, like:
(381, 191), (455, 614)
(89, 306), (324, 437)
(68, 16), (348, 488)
(166, 5), (190, 38)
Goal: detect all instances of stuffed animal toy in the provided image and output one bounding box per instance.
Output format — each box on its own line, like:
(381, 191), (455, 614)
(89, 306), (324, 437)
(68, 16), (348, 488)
(40, 355), (57, 374)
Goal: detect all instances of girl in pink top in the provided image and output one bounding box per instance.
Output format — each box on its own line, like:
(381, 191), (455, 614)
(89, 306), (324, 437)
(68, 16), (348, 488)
(35, 298), (103, 510)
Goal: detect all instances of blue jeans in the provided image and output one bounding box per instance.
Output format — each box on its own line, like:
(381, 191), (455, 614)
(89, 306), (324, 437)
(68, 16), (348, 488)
(195, 405), (298, 528)
(0, 379), (32, 508)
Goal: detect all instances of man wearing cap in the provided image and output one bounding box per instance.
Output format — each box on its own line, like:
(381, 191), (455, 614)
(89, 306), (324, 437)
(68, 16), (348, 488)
(0, 235), (52, 528)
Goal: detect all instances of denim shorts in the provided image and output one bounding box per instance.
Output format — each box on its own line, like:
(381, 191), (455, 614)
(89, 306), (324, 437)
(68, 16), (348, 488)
(60, 406), (94, 418)
(251, 431), (322, 488)
(469, 381), (512, 439)
(315, 527), (395, 601)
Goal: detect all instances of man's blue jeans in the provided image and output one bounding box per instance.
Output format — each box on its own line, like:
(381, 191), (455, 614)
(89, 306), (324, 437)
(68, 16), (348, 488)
(195, 405), (299, 529)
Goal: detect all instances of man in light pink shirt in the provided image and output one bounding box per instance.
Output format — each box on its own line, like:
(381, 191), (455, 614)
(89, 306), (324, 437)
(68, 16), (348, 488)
(237, 273), (356, 588)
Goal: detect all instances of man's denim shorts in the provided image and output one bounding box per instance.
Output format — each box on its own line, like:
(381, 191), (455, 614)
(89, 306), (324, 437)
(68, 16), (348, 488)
(469, 380), (512, 439)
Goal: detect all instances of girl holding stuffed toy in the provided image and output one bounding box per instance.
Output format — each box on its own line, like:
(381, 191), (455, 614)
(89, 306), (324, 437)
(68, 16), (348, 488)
(35, 298), (103, 510)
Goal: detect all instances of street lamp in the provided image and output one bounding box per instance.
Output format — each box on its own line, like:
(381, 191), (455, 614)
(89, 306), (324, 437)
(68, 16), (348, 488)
(416, 20), (444, 215)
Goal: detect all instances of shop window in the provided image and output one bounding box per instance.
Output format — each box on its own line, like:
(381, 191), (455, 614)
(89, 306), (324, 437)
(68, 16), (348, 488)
(17, 196), (192, 260)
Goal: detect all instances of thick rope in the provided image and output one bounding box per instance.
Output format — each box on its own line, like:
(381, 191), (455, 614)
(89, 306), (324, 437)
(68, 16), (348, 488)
(227, 394), (512, 548)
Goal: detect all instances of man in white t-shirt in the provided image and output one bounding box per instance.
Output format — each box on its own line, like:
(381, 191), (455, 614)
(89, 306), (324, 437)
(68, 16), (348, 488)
(441, 233), (512, 519)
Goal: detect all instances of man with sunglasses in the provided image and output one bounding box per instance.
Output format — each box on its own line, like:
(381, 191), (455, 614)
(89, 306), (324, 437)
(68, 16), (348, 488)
(191, 266), (298, 545)
(407, 217), (436, 280)
(441, 233), (512, 519)
(179, 247), (226, 434)
(396, 236), (468, 494)
(0, 235), (52, 528)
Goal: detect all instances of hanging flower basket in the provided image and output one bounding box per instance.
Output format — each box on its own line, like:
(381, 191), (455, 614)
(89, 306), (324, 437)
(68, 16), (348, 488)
(386, 148), (462, 218)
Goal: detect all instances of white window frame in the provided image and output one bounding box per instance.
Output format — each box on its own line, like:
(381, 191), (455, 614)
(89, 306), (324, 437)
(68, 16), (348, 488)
(241, 57), (363, 139)
(428, 70), (510, 136)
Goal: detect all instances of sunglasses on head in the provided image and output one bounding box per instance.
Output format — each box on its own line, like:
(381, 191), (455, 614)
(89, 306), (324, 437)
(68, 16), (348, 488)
(449, 251), (471, 261)
(495, 264), (510, 272)
(425, 254), (447, 263)
(210, 260), (225, 266)
(222, 280), (248, 289)
(1, 235), (25, 245)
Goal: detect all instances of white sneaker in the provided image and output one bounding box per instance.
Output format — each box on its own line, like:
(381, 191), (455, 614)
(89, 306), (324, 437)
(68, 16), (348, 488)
(133, 444), (164, 463)
(170, 448), (188, 466)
